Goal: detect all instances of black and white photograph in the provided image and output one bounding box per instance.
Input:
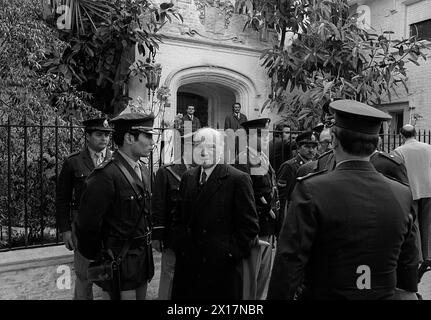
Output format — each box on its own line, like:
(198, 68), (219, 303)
(1, 0), (431, 308)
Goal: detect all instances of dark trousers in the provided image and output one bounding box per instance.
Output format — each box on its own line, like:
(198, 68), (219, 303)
(412, 198), (431, 261)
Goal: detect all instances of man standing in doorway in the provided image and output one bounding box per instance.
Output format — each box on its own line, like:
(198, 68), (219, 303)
(56, 117), (113, 300)
(224, 102), (248, 130)
(394, 124), (431, 262)
(183, 105), (201, 132)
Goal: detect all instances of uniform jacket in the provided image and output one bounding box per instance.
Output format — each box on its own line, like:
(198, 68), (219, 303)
(296, 149), (409, 184)
(76, 151), (154, 291)
(394, 139), (431, 200)
(224, 113), (248, 131)
(268, 161), (419, 300)
(56, 148), (112, 232)
(277, 154), (312, 204)
(152, 163), (189, 248)
(234, 147), (279, 237)
(171, 164), (259, 300)
(183, 114), (201, 132)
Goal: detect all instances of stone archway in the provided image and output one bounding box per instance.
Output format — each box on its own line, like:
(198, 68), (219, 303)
(164, 65), (259, 128)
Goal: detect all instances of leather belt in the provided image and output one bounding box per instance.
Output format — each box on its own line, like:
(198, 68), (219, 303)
(105, 230), (152, 249)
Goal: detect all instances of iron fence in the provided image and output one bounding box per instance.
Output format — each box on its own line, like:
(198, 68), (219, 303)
(1, 119), (430, 251)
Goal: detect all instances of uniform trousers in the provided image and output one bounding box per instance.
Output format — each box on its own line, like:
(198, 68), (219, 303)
(71, 215), (93, 300)
(102, 284), (148, 300)
(158, 248), (176, 300)
(413, 197), (431, 261)
(242, 235), (273, 300)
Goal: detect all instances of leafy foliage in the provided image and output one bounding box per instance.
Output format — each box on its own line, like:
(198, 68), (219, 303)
(42, 0), (183, 116)
(246, 0), (430, 129)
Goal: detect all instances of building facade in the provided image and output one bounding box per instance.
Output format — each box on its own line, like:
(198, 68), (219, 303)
(128, 0), (280, 131)
(129, 0), (431, 136)
(350, 0), (431, 132)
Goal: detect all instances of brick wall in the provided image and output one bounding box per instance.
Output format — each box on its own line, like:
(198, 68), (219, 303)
(362, 0), (431, 130)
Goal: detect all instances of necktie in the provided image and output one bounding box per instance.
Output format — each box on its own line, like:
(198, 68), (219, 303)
(134, 163), (142, 181)
(236, 113), (240, 120)
(199, 170), (207, 189)
(95, 152), (103, 167)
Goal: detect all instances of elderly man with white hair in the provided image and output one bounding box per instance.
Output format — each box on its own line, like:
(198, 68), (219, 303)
(171, 127), (259, 300)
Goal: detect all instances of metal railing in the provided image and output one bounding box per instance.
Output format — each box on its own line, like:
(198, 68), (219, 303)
(0, 117), (85, 251)
(1, 119), (430, 251)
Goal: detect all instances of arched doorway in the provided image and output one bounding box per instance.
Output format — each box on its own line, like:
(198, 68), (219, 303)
(177, 82), (236, 128)
(164, 65), (260, 128)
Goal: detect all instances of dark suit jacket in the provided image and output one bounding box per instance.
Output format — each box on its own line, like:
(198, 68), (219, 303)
(183, 114), (201, 132)
(77, 151), (154, 290)
(171, 164), (259, 300)
(268, 161), (419, 300)
(56, 148), (112, 232)
(224, 113), (247, 130)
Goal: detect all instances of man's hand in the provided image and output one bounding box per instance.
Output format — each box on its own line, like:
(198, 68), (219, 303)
(152, 240), (163, 252)
(62, 231), (75, 251)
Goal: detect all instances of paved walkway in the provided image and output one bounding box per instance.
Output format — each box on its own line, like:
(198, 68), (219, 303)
(146, 251), (431, 300)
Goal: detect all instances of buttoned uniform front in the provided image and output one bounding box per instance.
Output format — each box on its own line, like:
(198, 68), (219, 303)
(56, 147), (112, 300)
(171, 164), (259, 300)
(56, 148), (113, 233)
(268, 160), (419, 300)
(296, 149), (409, 184)
(152, 163), (190, 299)
(276, 153), (310, 217)
(76, 151), (154, 292)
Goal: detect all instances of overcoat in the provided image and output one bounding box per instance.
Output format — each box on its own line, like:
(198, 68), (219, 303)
(171, 164), (259, 300)
(77, 151), (154, 291)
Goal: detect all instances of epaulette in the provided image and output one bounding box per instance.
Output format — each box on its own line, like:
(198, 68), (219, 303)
(67, 151), (80, 159)
(94, 158), (113, 170)
(296, 169), (327, 182)
(377, 151), (403, 165)
(382, 173), (409, 187)
(317, 149), (334, 160)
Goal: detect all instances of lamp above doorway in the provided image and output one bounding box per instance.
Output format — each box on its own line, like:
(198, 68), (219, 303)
(143, 61), (162, 101)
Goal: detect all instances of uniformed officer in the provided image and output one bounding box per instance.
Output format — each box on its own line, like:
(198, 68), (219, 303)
(276, 131), (318, 221)
(268, 99), (419, 300)
(297, 137), (408, 184)
(55, 117), (113, 300)
(76, 113), (155, 300)
(234, 118), (280, 300)
(152, 132), (195, 300)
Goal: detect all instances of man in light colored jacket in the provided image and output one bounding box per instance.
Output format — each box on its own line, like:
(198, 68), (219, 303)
(394, 124), (431, 262)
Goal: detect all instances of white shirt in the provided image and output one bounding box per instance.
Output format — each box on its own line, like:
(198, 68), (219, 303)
(200, 162), (219, 182)
(394, 138), (431, 200)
